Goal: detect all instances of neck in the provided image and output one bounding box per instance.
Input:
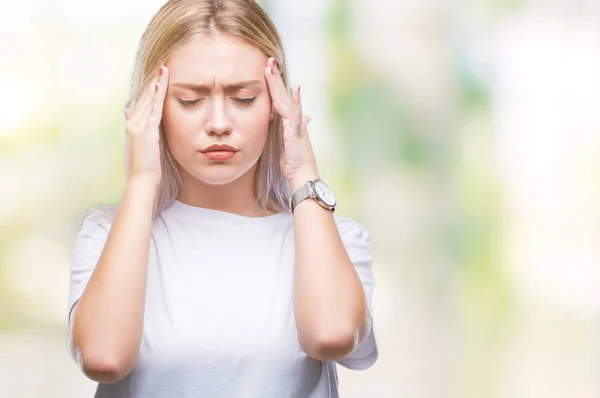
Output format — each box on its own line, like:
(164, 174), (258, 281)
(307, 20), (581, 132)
(176, 164), (274, 218)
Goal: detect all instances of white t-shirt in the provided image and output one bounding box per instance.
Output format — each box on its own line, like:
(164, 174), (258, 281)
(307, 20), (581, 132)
(67, 199), (378, 398)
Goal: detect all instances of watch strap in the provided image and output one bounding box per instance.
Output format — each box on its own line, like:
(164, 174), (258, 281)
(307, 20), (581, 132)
(291, 181), (312, 213)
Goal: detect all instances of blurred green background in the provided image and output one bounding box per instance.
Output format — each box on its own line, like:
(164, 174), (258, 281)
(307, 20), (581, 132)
(1, 0), (600, 397)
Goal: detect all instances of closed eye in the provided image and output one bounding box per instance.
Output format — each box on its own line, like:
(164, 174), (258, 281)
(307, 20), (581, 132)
(178, 99), (200, 106)
(178, 98), (255, 105)
(234, 97), (256, 104)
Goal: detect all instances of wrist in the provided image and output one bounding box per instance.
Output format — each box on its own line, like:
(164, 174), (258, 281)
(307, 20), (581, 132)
(289, 168), (320, 193)
(126, 177), (159, 195)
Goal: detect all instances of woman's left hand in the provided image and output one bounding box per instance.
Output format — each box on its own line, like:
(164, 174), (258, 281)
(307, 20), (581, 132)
(265, 57), (320, 191)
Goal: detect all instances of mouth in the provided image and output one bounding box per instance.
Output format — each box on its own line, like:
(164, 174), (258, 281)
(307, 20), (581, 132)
(202, 151), (237, 161)
(201, 144), (238, 152)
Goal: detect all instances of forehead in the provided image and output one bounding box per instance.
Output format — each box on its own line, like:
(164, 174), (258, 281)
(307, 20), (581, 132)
(166, 34), (267, 83)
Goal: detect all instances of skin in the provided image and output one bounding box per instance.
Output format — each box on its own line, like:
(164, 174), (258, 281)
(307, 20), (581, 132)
(162, 34), (274, 216)
(73, 32), (371, 384)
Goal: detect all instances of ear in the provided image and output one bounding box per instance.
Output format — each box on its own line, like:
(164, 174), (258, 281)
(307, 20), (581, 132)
(124, 107), (133, 120)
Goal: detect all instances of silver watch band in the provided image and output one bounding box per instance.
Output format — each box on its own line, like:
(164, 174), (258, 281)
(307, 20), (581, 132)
(290, 181), (312, 213)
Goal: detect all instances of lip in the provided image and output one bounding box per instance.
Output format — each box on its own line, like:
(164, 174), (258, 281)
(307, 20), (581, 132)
(201, 144), (238, 153)
(202, 151), (237, 161)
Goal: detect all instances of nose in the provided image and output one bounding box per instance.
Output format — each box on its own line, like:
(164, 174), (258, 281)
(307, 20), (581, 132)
(205, 98), (232, 136)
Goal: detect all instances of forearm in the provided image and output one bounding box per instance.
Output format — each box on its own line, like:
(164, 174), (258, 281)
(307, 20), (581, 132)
(73, 179), (156, 381)
(292, 174), (370, 361)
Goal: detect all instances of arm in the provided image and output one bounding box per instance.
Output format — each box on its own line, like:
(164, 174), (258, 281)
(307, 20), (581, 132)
(291, 170), (371, 362)
(262, 57), (371, 362)
(71, 65), (169, 383)
(71, 181), (156, 383)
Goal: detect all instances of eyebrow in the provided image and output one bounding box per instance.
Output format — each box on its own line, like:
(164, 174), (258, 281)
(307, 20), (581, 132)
(170, 80), (262, 93)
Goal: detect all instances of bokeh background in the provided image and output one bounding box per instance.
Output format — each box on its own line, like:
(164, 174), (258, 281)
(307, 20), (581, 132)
(2, 0), (600, 397)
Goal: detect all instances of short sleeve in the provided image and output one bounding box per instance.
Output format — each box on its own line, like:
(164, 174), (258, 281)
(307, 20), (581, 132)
(334, 216), (379, 370)
(66, 211), (112, 361)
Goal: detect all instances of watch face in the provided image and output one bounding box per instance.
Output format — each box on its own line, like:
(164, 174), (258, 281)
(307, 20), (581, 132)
(313, 180), (336, 207)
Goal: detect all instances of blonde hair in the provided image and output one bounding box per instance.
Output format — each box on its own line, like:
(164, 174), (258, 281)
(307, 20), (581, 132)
(89, 0), (290, 222)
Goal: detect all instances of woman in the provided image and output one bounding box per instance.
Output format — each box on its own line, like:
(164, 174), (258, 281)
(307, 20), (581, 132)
(67, 0), (378, 396)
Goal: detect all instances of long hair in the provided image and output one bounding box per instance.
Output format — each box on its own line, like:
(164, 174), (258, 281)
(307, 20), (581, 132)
(88, 0), (290, 222)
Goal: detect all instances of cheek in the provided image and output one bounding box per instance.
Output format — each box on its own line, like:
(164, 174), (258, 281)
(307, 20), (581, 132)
(161, 101), (179, 133)
(249, 104), (271, 131)
(245, 107), (271, 145)
(162, 100), (197, 138)
(254, 95), (273, 127)
(161, 102), (191, 157)
(233, 99), (271, 140)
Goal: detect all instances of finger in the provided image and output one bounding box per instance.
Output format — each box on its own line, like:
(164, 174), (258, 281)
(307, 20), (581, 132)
(138, 82), (160, 127)
(129, 69), (161, 125)
(147, 67), (170, 128)
(131, 78), (155, 118)
(140, 66), (169, 126)
(265, 57), (293, 118)
(290, 85), (303, 133)
(128, 90), (155, 127)
(130, 79), (158, 125)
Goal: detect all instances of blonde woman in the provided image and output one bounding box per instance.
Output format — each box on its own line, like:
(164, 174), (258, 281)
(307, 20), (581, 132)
(67, 0), (378, 396)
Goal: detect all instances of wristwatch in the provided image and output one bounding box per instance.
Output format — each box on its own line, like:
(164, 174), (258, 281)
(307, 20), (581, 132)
(290, 179), (337, 213)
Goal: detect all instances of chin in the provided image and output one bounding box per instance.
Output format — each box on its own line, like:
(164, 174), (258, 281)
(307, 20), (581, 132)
(187, 162), (255, 186)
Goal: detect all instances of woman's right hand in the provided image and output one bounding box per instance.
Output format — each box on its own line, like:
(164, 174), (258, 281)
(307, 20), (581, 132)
(74, 71), (169, 380)
(123, 66), (170, 188)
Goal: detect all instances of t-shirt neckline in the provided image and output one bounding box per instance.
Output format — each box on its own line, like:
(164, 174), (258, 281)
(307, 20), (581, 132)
(169, 199), (289, 227)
